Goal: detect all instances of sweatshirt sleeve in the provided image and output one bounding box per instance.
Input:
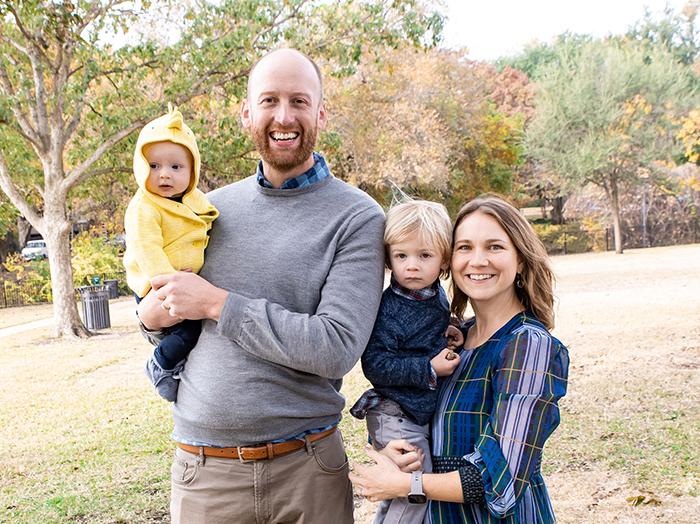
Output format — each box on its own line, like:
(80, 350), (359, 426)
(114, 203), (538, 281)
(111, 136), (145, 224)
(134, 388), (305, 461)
(216, 206), (386, 380)
(466, 328), (569, 518)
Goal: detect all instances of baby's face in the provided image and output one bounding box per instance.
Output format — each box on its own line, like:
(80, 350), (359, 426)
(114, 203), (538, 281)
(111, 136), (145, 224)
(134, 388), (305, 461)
(143, 141), (193, 198)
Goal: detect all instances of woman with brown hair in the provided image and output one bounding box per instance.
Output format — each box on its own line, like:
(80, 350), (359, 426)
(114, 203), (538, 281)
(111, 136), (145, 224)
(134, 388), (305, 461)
(351, 194), (570, 524)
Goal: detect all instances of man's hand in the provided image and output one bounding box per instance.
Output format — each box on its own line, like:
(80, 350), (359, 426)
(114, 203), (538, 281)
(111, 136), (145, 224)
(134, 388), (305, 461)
(150, 272), (228, 323)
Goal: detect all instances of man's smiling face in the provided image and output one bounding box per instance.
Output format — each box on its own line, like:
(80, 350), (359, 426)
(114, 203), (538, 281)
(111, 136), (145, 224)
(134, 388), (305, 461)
(242, 50), (327, 184)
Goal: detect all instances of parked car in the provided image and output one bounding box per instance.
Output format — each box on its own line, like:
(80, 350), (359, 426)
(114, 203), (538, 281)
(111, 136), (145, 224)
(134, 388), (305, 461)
(108, 234), (126, 253)
(22, 240), (48, 260)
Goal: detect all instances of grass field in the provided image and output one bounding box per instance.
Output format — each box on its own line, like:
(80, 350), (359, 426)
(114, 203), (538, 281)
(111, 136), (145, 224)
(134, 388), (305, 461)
(1, 244), (699, 523)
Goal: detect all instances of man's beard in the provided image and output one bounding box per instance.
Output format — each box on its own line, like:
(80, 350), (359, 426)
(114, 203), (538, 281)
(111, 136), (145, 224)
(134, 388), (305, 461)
(252, 123), (318, 173)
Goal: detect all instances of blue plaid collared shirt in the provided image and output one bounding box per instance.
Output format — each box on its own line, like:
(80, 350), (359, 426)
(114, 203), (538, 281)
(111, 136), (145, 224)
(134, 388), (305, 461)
(256, 152), (329, 189)
(389, 275), (440, 300)
(427, 312), (569, 523)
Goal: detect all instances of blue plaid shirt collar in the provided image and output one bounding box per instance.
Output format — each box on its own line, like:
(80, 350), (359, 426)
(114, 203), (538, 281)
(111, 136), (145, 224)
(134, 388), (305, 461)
(256, 152), (329, 189)
(389, 275), (440, 300)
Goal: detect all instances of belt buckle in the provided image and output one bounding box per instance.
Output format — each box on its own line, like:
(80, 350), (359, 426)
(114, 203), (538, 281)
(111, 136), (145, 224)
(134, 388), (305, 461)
(237, 446), (250, 463)
(237, 445), (268, 462)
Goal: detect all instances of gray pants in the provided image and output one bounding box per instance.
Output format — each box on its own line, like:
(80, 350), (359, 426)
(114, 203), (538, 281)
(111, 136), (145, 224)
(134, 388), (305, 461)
(170, 428), (353, 524)
(366, 399), (432, 524)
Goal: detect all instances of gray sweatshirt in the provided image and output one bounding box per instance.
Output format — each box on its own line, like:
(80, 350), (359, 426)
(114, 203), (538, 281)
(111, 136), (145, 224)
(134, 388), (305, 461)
(171, 174), (386, 446)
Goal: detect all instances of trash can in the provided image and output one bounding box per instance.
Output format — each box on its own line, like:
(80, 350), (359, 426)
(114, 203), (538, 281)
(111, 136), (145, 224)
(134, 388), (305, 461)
(76, 285), (111, 330)
(104, 279), (119, 300)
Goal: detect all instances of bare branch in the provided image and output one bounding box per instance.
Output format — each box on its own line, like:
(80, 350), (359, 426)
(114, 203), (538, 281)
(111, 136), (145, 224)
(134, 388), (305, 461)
(73, 166), (132, 186)
(63, 97), (86, 141)
(62, 119), (148, 190)
(0, 149), (44, 231)
(0, 32), (30, 56)
(28, 52), (51, 147)
(0, 64), (44, 149)
(251, 0), (311, 48)
(76, 0), (133, 34)
(99, 59), (160, 77)
(4, 3), (52, 66)
(311, 8), (392, 52)
(177, 69), (249, 103)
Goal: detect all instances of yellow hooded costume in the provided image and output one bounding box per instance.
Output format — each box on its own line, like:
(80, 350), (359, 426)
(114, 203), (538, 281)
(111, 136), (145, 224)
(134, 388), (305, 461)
(123, 104), (219, 298)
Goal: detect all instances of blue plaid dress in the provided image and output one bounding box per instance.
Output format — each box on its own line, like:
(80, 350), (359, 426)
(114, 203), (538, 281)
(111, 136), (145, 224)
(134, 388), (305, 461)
(427, 312), (569, 524)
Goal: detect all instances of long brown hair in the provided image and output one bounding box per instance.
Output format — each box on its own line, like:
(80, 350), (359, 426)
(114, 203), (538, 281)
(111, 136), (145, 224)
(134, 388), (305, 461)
(450, 194), (555, 330)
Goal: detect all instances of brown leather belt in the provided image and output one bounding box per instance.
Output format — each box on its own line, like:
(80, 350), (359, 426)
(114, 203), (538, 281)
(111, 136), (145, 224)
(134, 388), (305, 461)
(177, 426), (337, 461)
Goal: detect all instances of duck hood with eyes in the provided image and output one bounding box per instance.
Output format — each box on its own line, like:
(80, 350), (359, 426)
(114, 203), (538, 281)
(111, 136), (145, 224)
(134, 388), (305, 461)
(133, 103), (202, 202)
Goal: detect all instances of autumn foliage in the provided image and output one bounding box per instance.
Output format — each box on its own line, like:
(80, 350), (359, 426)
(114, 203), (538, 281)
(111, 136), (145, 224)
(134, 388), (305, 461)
(324, 47), (526, 212)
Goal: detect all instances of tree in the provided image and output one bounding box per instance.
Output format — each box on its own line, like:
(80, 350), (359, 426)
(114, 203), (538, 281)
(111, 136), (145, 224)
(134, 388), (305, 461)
(626, 1), (700, 66)
(525, 36), (696, 253)
(324, 47), (524, 213)
(0, 0), (443, 337)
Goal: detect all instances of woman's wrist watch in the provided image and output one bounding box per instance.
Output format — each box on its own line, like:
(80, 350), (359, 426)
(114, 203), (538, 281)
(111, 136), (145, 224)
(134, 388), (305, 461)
(407, 471), (427, 504)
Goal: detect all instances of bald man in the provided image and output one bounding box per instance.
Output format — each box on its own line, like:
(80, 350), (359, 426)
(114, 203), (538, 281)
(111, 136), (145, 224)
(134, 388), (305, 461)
(138, 49), (386, 523)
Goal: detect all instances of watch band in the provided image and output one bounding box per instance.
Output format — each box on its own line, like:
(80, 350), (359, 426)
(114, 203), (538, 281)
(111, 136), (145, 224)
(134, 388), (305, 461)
(412, 471), (421, 491)
(407, 470), (427, 504)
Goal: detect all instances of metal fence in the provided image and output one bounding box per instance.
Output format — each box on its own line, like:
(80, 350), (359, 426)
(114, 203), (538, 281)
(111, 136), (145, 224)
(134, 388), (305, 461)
(0, 271), (128, 309)
(539, 220), (699, 255)
(1, 219), (698, 307)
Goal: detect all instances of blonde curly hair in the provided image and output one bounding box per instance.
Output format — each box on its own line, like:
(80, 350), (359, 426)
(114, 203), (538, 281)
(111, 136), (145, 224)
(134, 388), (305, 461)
(384, 199), (453, 279)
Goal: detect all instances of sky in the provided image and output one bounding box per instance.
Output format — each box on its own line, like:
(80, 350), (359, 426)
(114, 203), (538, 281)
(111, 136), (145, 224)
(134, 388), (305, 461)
(441, 0), (693, 61)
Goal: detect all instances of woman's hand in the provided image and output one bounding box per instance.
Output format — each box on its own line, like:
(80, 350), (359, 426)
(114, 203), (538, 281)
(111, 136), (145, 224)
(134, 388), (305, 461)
(349, 447), (413, 502)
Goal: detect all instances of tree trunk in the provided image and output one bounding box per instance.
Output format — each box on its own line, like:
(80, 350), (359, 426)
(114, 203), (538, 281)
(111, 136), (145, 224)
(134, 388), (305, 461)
(44, 197), (91, 338)
(18, 216), (33, 247)
(550, 196), (565, 225)
(0, 231), (19, 271)
(605, 175), (624, 254)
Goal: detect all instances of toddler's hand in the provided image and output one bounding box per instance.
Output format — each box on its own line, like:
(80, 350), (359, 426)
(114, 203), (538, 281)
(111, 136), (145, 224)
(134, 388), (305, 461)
(445, 324), (464, 351)
(431, 348), (461, 377)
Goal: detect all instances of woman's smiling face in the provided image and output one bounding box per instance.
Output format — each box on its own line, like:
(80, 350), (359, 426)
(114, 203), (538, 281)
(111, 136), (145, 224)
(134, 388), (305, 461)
(451, 211), (523, 306)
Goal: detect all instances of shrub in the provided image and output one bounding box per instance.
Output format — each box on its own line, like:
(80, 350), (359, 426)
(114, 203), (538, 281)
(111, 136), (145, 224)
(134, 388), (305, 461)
(531, 221), (599, 254)
(1, 229), (127, 306)
(70, 229), (123, 286)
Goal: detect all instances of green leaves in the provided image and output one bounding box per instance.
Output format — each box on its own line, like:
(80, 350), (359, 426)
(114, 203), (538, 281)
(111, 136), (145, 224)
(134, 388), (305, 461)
(526, 37), (696, 191)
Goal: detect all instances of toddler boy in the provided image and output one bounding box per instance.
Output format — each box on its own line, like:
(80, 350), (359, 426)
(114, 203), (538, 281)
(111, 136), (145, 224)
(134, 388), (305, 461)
(351, 199), (461, 524)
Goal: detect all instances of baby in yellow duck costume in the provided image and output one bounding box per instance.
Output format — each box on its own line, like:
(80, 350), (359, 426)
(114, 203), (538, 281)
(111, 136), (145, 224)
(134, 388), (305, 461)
(124, 104), (219, 401)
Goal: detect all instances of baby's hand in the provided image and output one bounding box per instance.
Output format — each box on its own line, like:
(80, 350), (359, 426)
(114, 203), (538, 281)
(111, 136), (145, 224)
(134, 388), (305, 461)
(445, 324), (464, 351)
(431, 348), (461, 377)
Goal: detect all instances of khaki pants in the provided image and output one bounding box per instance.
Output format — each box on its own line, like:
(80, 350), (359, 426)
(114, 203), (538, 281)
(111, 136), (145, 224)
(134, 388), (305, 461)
(170, 428), (353, 524)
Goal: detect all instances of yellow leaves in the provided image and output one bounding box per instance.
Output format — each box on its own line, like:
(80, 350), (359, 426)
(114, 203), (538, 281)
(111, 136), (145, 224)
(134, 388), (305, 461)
(324, 46), (523, 195)
(676, 109), (700, 162)
(618, 95), (653, 132)
(626, 492), (662, 507)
